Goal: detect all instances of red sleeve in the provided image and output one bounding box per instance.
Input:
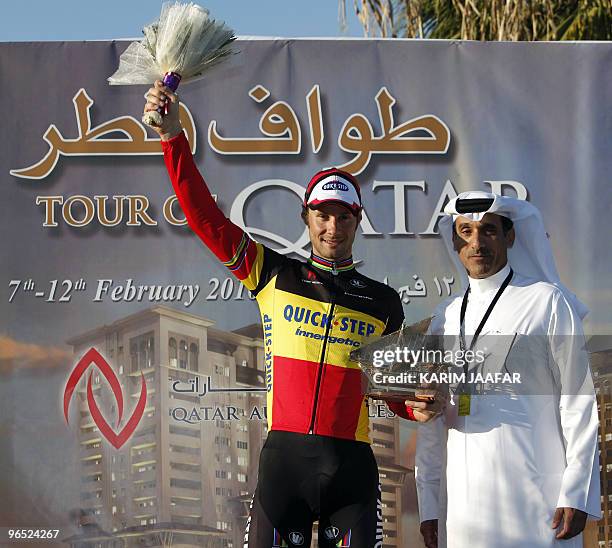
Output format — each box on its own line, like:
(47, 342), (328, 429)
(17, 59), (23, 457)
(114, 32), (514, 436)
(162, 131), (263, 291)
(387, 401), (416, 421)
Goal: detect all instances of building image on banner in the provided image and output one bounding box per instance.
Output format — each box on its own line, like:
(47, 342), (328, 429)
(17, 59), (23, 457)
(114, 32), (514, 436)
(62, 307), (407, 547)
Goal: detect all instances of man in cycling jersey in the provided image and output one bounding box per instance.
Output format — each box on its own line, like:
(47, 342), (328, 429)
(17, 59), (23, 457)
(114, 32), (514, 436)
(144, 81), (439, 548)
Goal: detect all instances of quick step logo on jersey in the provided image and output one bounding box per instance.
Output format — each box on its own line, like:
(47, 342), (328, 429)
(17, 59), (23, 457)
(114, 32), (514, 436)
(283, 305), (375, 337)
(263, 314), (273, 393)
(283, 304), (332, 328)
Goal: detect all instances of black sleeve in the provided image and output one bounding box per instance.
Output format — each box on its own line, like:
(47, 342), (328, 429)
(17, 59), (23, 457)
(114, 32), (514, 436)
(383, 290), (405, 335)
(252, 245), (291, 296)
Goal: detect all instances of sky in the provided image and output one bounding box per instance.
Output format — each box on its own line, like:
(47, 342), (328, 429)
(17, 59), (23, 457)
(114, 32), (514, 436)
(1, 0), (364, 41)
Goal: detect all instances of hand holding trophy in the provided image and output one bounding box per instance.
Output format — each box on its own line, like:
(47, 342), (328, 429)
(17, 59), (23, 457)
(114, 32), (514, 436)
(108, 1), (236, 128)
(350, 318), (449, 422)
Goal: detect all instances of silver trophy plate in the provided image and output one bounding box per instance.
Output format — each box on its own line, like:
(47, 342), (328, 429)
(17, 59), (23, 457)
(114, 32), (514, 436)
(350, 318), (451, 402)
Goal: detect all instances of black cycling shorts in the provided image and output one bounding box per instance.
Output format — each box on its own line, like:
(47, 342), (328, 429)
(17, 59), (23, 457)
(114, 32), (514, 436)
(243, 430), (383, 548)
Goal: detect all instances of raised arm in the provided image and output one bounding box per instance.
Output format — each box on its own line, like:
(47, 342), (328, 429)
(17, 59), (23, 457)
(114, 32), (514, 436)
(144, 81), (281, 293)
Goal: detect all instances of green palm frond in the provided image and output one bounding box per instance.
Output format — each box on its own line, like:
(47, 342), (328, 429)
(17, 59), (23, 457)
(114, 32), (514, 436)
(341, 0), (612, 40)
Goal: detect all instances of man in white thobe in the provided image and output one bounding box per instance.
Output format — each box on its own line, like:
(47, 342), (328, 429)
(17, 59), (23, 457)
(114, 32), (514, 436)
(413, 192), (601, 548)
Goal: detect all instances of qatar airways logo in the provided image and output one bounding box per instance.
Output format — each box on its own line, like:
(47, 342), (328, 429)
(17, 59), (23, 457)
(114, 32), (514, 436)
(63, 347), (147, 449)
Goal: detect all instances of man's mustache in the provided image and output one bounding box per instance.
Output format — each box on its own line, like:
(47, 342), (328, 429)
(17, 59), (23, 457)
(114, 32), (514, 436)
(467, 249), (492, 258)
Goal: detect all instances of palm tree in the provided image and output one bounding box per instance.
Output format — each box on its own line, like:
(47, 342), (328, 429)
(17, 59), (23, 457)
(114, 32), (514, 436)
(339, 0), (612, 40)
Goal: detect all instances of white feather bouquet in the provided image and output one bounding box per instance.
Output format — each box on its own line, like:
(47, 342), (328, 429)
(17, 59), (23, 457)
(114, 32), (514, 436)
(108, 1), (236, 127)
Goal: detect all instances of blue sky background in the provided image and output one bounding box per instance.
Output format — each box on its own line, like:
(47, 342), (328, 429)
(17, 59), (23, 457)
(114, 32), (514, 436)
(2, 0), (364, 41)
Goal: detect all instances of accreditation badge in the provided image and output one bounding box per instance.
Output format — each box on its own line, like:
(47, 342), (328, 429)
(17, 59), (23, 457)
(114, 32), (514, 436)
(458, 393), (471, 416)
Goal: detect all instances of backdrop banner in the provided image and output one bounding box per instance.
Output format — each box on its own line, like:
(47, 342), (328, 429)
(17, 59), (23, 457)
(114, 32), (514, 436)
(1, 38), (611, 547)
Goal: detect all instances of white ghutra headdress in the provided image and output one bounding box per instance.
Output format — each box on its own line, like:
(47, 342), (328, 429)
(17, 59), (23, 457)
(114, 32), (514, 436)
(440, 191), (588, 318)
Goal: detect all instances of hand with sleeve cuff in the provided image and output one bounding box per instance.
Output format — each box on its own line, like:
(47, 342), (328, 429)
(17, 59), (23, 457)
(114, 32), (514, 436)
(552, 507), (587, 540)
(384, 387), (446, 423)
(420, 519), (438, 548)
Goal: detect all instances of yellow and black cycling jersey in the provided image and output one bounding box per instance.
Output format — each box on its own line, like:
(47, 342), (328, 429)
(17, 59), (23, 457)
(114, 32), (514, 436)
(163, 132), (404, 442)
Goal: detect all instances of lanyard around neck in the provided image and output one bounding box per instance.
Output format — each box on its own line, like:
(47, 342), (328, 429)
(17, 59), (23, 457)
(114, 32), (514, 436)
(459, 268), (513, 353)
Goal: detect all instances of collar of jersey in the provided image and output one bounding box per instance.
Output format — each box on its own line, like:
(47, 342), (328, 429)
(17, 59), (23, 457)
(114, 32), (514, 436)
(308, 253), (355, 273)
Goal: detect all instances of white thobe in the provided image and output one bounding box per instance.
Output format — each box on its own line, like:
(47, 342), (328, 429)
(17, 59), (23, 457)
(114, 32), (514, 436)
(415, 265), (601, 548)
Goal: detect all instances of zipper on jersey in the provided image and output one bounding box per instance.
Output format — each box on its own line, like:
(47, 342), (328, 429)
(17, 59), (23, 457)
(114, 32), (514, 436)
(308, 264), (339, 434)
